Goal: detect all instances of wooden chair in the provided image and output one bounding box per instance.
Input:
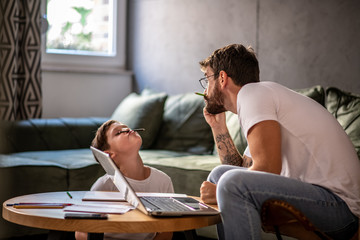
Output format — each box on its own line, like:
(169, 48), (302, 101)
(261, 199), (359, 240)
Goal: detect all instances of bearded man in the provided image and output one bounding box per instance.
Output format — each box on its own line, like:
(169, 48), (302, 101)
(198, 43), (360, 240)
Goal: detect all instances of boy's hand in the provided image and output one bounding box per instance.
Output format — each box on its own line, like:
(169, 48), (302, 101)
(200, 181), (217, 205)
(75, 231), (87, 240)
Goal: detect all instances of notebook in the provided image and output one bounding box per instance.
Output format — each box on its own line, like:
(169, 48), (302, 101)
(90, 146), (219, 217)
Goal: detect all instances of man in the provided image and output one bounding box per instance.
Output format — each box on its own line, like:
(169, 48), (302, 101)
(198, 44), (360, 239)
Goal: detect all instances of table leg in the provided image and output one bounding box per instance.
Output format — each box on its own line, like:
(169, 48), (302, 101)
(88, 233), (104, 240)
(183, 230), (198, 240)
(47, 230), (75, 240)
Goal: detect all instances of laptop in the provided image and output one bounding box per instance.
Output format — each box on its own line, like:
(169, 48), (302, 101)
(90, 146), (219, 217)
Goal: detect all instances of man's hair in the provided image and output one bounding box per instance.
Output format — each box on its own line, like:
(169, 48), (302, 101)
(199, 44), (260, 86)
(92, 119), (118, 151)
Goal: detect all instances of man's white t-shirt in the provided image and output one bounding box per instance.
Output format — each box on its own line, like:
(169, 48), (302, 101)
(237, 82), (360, 217)
(91, 166), (174, 240)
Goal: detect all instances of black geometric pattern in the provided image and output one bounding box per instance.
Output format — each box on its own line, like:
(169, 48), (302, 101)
(0, 0), (42, 120)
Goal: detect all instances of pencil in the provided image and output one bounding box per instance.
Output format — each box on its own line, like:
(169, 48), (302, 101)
(66, 191), (73, 199)
(195, 92), (205, 97)
(120, 128), (145, 133)
(133, 128), (145, 132)
(13, 204), (66, 209)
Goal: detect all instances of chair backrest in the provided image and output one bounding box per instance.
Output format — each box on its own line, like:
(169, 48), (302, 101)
(261, 199), (331, 240)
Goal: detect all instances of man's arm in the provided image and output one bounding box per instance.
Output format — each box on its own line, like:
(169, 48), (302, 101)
(247, 120), (282, 174)
(214, 131), (253, 167)
(201, 120), (281, 204)
(203, 108), (253, 167)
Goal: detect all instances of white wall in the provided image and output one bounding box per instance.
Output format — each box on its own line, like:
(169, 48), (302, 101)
(128, 0), (360, 94)
(42, 71), (132, 118)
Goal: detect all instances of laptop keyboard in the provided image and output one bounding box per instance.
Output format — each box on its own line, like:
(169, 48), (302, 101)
(141, 197), (192, 212)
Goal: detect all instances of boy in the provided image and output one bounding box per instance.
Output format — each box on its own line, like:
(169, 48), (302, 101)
(76, 120), (174, 240)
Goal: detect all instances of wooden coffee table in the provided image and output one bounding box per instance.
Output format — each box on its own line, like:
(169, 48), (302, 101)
(2, 191), (220, 239)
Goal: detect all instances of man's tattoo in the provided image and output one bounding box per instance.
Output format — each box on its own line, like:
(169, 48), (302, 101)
(215, 132), (253, 168)
(216, 133), (242, 166)
(243, 155), (253, 168)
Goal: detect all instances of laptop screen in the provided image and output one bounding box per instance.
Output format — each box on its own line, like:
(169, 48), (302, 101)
(90, 147), (149, 214)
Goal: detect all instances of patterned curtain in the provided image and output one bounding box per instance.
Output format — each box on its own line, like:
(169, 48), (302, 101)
(0, 0), (42, 120)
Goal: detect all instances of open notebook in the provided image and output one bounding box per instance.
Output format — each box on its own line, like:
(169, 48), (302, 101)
(90, 146), (219, 217)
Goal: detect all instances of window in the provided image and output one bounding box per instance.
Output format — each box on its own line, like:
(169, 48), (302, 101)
(41, 0), (127, 71)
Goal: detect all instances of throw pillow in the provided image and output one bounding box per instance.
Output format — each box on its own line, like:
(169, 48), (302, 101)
(153, 93), (214, 154)
(295, 85), (325, 106)
(326, 87), (360, 160)
(110, 90), (168, 149)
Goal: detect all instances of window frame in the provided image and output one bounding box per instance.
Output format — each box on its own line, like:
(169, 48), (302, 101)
(41, 0), (127, 72)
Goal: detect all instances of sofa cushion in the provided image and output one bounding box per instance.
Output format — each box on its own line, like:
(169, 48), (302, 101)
(1, 149), (96, 168)
(153, 93), (214, 154)
(326, 87), (360, 160)
(140, 150), (220, 196)
(140, 149), (219, 171)
(111, 90), (167, 149)
(295, 85), (326, 106)
(0, 117), (107, 154)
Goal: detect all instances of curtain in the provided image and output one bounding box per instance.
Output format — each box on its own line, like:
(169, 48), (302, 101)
(0, 0), (42, 120)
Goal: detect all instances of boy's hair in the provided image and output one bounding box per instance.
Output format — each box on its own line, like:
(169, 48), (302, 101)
(92, 119), (118, 151)
(199, 44), (260, 86)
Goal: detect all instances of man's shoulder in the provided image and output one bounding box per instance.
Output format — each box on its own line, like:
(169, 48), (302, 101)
(242, 81), (284, 91)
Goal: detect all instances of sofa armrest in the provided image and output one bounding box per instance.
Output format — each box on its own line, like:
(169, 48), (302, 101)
(0, 117), (107, 153)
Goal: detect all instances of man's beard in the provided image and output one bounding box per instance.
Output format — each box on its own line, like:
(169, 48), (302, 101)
(205, 83), (226, 114)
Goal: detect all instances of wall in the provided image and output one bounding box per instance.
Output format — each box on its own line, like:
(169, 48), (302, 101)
(42, 71), (132, 118)
(128, 0), (360, 95)
(42, 0), (360, 117)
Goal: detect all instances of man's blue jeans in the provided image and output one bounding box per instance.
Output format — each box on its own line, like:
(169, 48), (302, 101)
(208, 165), (359, 240)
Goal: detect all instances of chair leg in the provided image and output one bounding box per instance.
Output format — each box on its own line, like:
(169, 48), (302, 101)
(274, 226), (283, 240)
(48, 230), (75, 240)
(88, 233), (104, 240)
(183, 230), (198, 240)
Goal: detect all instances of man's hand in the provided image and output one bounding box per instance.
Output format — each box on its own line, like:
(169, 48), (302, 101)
(200, 181), (217, 204)
(203, 108), (226, 130)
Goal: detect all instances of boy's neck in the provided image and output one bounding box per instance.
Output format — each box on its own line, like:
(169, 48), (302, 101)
(118, 153), (150, 180)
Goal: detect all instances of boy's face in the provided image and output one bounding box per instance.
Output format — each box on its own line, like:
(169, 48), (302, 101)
(105, 122), (142, 156)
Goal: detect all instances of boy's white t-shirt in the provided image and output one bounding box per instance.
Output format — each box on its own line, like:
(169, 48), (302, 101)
(91, 166), (174, 240)
(237, 82), (360, 217)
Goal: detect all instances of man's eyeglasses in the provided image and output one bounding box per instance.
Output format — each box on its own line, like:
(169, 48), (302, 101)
(199, 74), (217, 89)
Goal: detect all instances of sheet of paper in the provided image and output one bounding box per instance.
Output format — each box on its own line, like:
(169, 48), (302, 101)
(82, 191), (125, 202)
(64, 202), (134, 214)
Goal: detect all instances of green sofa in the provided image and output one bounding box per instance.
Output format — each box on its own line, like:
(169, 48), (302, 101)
(0, 86), (359, 239)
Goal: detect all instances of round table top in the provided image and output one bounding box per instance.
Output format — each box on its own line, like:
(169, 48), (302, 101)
(2, 191), (220, 233)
